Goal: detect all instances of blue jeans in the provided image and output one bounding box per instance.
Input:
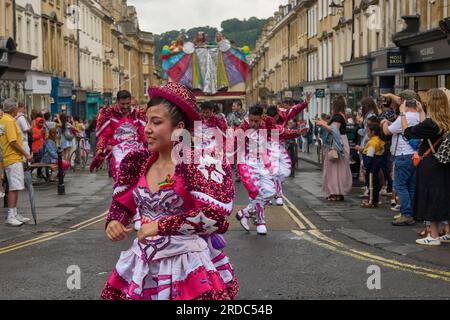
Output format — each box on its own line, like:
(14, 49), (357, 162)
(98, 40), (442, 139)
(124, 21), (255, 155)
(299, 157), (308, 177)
(393, 155), (417, 217)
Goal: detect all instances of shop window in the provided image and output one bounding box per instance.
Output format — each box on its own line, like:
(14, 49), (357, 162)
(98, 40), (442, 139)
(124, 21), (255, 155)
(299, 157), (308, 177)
(414, 76), (437, 92)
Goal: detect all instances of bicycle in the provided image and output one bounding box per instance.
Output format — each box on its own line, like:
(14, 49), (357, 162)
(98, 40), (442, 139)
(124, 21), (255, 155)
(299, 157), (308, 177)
(69, 135), (90, 172)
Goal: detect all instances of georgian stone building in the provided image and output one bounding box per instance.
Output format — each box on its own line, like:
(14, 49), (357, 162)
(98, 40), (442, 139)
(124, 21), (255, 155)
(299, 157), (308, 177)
(247, 0), (450, 112)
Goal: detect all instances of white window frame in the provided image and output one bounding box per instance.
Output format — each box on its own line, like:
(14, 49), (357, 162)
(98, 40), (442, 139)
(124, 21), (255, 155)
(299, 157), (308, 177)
(319, 0), (323, 20)
(323, 40), (327, 80)
(318, 42), (323, 80)
(328, 38), (332, 78)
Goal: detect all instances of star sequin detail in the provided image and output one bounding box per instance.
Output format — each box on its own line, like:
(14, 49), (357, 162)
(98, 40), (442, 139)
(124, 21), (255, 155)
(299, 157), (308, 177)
(179, 223), (196, 235)
(186, 211), (219, 235)
(197, 155), (226, 184)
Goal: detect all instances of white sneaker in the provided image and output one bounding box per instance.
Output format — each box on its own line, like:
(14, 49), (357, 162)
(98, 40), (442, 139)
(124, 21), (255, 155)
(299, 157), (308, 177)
(256, 224), (267, 235)
(416, 236), (441, 246)
(390, 205), (401, 212)
(5, 217), (24, 227)
(0, 191), (5, 199)
(15, 214), (31, 224)
(236, 211), (250, 232)
(439, 234), (450, 243)
(359, 190), (369, 198)
(276, 197), (284, 206)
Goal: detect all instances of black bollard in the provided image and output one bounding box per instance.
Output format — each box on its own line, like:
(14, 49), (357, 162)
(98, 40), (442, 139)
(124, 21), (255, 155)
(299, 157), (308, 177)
(57, 147), (65, 195)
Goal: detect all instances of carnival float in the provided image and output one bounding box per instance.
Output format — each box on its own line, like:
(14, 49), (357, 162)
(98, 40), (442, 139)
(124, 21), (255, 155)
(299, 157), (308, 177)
(161, 32), (250, 102)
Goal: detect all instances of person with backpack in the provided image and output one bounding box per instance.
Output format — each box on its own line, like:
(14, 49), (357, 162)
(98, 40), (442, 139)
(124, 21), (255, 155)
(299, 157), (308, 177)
(56, 113), (76, 162)
(400, 88), (450, 246)
(381, 90), (422, 227)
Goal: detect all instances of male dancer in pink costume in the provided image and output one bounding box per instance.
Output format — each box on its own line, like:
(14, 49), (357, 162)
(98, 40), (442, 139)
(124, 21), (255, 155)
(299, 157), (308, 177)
(265, 97), (310, 205)
(235, 105), (308, 235)
(89, 90), (147, 182)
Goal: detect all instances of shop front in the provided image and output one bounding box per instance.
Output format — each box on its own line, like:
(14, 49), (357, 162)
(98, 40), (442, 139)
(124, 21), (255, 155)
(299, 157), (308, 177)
(24, 71), (52, 115)
(328, 77), (348, 109)
(86, 91), (101, 120)
(371, 48), (405, 96)
(102, 92), (113, 107)
(342, 56), (373, 110)
(73, 88), (86, 120)
(301, 83), (328, 119)
(0, 37), (35, 104)
(51, 77), (73, 115)
(394, 17), (450, 99)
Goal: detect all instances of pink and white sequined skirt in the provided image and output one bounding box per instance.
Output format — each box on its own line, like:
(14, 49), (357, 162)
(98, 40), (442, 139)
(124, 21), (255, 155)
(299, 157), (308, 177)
(101, 245), (238, 300)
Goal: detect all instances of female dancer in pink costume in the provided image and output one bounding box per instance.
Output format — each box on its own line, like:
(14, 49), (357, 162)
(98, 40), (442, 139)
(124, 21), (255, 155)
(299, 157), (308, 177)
(101, 82), (238, 300)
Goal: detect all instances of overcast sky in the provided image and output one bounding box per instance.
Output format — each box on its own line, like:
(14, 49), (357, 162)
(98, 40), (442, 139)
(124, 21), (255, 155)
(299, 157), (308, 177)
(128, 0), (289, 34)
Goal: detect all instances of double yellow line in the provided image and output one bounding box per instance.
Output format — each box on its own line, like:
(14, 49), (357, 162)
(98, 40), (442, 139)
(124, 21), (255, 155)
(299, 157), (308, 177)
(0, 211), (108, 255)
(282, 195), (450, 282)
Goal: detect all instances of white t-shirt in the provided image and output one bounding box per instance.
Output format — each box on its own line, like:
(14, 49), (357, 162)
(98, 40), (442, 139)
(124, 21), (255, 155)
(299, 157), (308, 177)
(16, 113), (31, 154)
(388, 112), (420, 156)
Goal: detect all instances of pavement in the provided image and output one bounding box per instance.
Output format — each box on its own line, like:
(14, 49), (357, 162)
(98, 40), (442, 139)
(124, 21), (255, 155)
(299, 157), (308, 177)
(0, 168), (113, 247)
(290, 154), (450, 270)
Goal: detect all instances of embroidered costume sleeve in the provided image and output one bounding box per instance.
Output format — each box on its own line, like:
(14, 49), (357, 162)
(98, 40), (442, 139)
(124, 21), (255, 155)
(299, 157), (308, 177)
(95, 107), (113, 155)
(280, 128), (302, 142)
(158, 152), (235, 237)
(105, 149), (154, 228)
(280, 102), (309, 126)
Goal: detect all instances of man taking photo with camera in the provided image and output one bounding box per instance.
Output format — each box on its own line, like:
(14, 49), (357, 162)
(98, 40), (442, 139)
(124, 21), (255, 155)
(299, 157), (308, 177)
(381, 90), (422, 226)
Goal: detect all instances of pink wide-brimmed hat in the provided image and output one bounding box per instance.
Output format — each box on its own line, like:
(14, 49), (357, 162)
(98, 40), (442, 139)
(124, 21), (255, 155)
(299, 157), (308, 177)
(148, 82), (201, 123)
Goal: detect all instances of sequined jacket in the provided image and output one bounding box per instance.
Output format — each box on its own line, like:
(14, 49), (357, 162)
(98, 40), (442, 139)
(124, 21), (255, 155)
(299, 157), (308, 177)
(106, 149), (235, 237)
(239, 115), (301, 144)
(95, 105), (147, 155)
(277, 102), (309, 127)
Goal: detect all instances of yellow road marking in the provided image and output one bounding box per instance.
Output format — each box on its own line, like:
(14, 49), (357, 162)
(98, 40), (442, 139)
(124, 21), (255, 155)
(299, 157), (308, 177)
(0, 214), (107, 255)
(282, 205), (306, 230)
(69, 211), (108, 229)
(0, 232), (60, 252)
(292, 230), (450, 282)
(284, 195), (450, 282)
(283, 196), (316, 229)
(309, 229), (450, 278)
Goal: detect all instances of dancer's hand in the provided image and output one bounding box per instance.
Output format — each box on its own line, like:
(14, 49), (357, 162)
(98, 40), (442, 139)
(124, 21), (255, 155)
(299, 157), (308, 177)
(89, 152), (105, 172)
(305, 94), (311, 105)
(106, 220), (134, 242)
(138, 222), (159, 243)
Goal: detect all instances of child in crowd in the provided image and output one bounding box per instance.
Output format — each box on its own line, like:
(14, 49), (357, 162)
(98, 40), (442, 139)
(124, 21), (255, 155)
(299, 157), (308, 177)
(357, 123), (385, 208)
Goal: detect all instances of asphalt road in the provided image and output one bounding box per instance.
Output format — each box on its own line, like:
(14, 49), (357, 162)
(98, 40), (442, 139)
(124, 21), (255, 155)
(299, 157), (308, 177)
(1, 163), (449, 300)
